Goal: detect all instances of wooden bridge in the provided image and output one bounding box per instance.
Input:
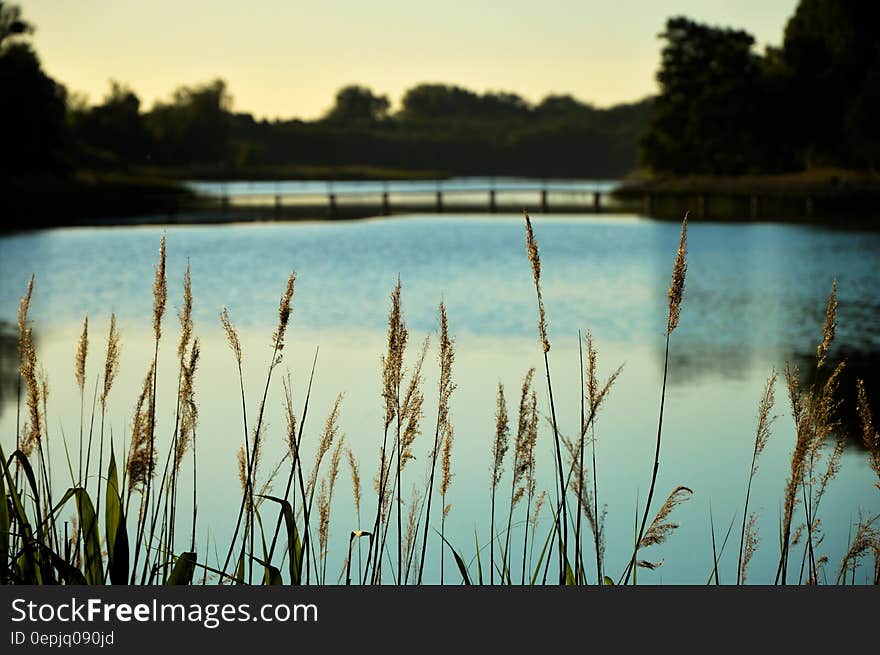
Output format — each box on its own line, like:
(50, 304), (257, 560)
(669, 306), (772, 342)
(197, 183), (617, 220)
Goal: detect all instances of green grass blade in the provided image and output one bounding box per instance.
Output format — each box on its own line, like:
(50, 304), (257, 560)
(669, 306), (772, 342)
(0, 445), (39, 583)
(259, 495), (302, 585)
(437, 532), (471, 585)
(0, 456), (8, 581)
(105, 448), (129, 585)
(73, 488), (103, 585)
(474, 528), (483, 585)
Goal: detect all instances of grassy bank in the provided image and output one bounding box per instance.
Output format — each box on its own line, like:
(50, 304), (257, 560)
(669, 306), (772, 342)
(1, 172), (195, 231)
(614, 169), (880, 221)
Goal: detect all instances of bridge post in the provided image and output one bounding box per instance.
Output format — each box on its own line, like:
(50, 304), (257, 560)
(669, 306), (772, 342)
(329, 193), (337, 218)
(382, 192), (390, 216)
(436, 191), (443, 213)
(750, 195), (760, 220)
(540, 189), (548, 213)
(805, 195), (814, 218)
(593, 191), (601, 213)
(274, 194), (282, 217)
(221, 195), (229, 215)
(489, 190), (496, 213)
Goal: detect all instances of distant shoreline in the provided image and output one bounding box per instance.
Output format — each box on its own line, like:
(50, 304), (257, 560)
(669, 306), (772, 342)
(3, 168), (879, 233)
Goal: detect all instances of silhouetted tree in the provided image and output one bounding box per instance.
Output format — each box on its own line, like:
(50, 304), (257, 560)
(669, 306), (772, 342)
(145, 79), (233, 165)
(324, 85), (390, 123)
(71, 81), (150, 166)
(782, 1), (880, 168)
(640, 16), (765, 175)
(0, 3), (69, 175)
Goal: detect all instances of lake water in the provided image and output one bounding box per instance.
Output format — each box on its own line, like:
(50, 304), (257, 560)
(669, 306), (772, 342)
(1, 212), (879, 584)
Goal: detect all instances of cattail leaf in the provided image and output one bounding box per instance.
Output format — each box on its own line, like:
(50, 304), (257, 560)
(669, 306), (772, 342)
(8, 449), (44, 546)
(0, 456), (8, 577)
(438, 532), (471, 585)
(259, 495), (303, 585)
(564, 557), (577, 585)
(1, 447), (40, 582)
(73, 488), (103, 585)
(105, 448), (129, 585)
(234, 552), (246, 585)
(474, 528), (483, 585)
(166, 552), (197, 585)
(266, 564), (283, 586)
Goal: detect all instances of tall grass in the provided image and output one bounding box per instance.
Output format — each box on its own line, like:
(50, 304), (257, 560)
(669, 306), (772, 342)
(1, 214), (878, 586)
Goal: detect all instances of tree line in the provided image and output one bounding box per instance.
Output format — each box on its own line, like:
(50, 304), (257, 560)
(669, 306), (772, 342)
(643, 2), (880, 174)
(3, 0), (879, 181)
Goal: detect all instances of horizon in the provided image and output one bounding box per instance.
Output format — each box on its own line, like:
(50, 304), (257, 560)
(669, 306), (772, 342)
(20, 0), (797, 120)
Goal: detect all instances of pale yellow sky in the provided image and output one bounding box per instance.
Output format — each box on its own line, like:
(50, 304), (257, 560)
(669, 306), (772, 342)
(20, 0), (798, 120)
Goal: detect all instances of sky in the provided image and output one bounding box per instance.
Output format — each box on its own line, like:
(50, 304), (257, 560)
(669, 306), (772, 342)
(20, 0), (799, 120)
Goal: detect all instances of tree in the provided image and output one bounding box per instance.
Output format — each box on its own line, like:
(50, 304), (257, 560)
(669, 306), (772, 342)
(146, 79), (233, 165)
(71, 81), (150, 165)
(0, 1), (31, 47)
(640, 16), (766, 175)
(782, 1), (880, 167)
(0, 3), (69, 175)
(324, 85), (389, 123)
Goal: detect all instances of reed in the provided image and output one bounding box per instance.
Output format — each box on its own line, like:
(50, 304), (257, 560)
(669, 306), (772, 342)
(524, 211), (569, 583)
(417, 302), (455, 584)
(736, 370), (777, 584)
(623, 212), (688, 585)
(3, 223), (878, 588)
(490, 382), (510, 585)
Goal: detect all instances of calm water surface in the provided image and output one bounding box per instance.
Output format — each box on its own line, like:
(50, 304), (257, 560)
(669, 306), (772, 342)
(1, 213), (878, 583)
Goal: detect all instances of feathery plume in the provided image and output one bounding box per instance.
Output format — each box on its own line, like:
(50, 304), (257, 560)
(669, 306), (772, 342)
(524, 212), (550, 352)
(317, 479), (330, 561)
(220, 307), (242, 366)
(177, 261), (193, 360)
(437, 302), (455, 436)
(347, 448), (362, 517)
(440, 422), (454, 499)
(127, 362), (156, 492)
(17, 276), (40, 454)
(308, 394), (343, 496)
(175, 338), (200, 473)
(639, 485), (693, 549)
(152, 234), (167, 342)
(751, 370), (778, 477)
(740, 513), (759, 584)
(584, 331), (624, 427)
(236, 445), (247, 493)
(666, 213), (688, 334)
(491, 383), (510, 492)
(75, 315), (88, 392)
(530, 490), (547, 533)
(381, 279), (407, 429)
(816, 279), (837, 369)
(399, 336), (428, 467)
(272, 272), (296, 351)
(512, 369), (536, 504)
(283, 374), (298, 459)
(100, 314), (120, 407)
